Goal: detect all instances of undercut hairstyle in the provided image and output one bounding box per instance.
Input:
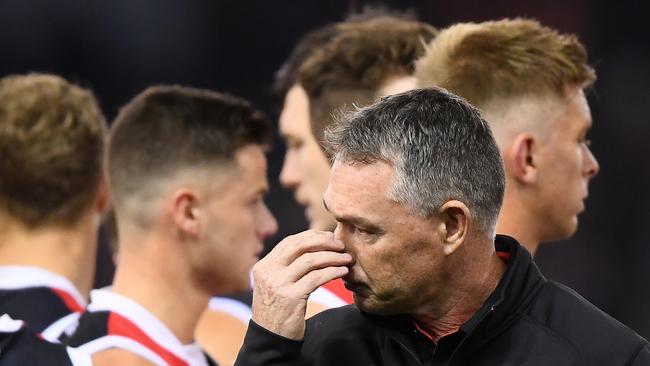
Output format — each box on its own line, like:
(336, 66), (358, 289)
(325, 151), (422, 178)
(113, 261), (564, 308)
(324, 87), (505, 234)
(0, 73), (107, 228)
(108, 85), (271, 227)
(272, 23), (341, 103)
(415, 18), (596, 109)
(300, 17), (437, 146)
(272, 6), (418, 104)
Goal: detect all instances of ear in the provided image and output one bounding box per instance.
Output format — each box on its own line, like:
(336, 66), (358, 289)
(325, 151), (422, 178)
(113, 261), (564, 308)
(503, 133), (538, 184)
(170, 189), (201, 238)
(437, 200), (471, 256)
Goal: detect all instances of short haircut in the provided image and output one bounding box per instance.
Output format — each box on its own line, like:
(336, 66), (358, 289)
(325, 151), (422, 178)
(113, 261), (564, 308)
(300, 17), (437, 146)
(108, 85), (271, 226)
(324, 87), (505, 234)
(0, 73), (107, 228)
(271, 6), (418, 104)
(272, 23), (341, 103)
(415, 18), (596, 109)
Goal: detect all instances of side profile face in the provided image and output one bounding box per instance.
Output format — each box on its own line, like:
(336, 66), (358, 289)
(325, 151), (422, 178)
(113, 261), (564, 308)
(279, 84), (335, 230)
(533, 87), (599, 241)
(191, 144), (278, 294)
(323, 160), (447, 315)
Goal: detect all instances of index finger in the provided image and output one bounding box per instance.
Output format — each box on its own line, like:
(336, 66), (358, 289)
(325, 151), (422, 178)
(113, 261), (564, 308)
(269, 230), (346, 266)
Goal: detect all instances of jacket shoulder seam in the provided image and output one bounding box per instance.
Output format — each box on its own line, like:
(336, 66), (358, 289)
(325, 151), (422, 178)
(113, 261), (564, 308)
(624, 343), (650, 366)
(518, 313), (586, 364)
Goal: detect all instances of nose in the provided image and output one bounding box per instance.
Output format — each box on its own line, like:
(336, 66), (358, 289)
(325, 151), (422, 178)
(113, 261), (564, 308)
(333, 222), (344, 240)
(584, 145), (600, 179)
(279, 150), (300, 189)
(333, 223), (356, 266)
(258, 203), (278, 239)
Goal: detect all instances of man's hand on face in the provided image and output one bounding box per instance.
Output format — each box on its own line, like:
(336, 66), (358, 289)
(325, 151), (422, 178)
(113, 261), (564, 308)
(251, 230), (352, 340)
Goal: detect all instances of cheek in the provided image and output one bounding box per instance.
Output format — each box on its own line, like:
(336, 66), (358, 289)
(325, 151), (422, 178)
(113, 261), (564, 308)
(354, 243), (402, 282)
(236, 210), (257, 236)
(555, 148), (585, 188)
(559, 143), (584, 172)
(215, 207), (253, 240)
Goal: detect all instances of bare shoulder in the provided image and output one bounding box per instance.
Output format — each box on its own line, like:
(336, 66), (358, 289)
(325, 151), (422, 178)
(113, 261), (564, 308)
(92, 348), (157, 366)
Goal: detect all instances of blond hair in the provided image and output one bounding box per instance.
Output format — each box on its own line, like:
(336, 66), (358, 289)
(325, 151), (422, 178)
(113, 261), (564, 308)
(415, 18), (595, 108)
(0, 73), (107, 227)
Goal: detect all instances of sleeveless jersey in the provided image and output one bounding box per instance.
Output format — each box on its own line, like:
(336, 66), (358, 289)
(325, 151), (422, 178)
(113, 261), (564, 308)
(0, 314), (91, 366)
(0, 266), (85, 342)
(67, 289), (217, 366)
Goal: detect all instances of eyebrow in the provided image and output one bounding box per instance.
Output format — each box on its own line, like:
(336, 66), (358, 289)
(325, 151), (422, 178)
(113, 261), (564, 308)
(323, 199), (384, 233)
(281, 132), (301, 142)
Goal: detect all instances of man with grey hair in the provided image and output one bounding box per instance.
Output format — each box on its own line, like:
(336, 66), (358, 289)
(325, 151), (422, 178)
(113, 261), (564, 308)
(234, 87), (648, 365)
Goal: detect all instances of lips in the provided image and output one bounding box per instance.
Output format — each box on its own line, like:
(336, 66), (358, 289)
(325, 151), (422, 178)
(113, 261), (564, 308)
(579, 195), (588, 212)
(293, 194), (312, 220)
(253, 244), (264, 259)
(294, 191), (309, 206)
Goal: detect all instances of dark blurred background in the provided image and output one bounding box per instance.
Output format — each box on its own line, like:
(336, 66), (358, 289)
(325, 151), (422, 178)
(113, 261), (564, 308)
(1, 0), (648, 338)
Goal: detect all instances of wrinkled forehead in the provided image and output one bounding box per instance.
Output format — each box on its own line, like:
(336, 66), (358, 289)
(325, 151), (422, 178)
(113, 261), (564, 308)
(324, 160), (395, 210)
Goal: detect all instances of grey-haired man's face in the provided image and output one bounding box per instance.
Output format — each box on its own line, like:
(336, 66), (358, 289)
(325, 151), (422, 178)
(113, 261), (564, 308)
(324, 160), (447, 315)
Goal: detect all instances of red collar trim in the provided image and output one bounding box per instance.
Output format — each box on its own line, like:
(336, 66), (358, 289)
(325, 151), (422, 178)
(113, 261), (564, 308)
(322, 278), (354, 304)
(413, 250), (510, 344)
(107, 312), (188, 366)
(496, 251), (511, 262)
(413, 321), (460, 344)
(51, 288), (84, 313)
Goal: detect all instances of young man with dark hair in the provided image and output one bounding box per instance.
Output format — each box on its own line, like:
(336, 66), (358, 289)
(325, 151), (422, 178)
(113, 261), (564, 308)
(0, 73), (108, 342)
(298, 16), (438, 145)
(67, 85), (277, 366)
(415, 18), (600, 254)
(195, 24), (343, 366)
(282, 16), (437, 231)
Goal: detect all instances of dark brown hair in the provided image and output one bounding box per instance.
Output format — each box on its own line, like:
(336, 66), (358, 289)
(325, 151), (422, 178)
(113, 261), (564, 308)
(272, 24), (342, 103)
(107, 85), (271, 216)
(299, 17), (437, 145)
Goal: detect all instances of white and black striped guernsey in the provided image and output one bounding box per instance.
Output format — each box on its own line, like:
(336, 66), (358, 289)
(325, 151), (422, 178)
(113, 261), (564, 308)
(207, 291), (253, 325)
(0, 266), (86, 342)
(66, 289), (218, 366)
(0, 314), (91, 366)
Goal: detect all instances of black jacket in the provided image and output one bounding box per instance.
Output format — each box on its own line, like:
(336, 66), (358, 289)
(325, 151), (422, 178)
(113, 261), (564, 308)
(235, 235), (650, 365)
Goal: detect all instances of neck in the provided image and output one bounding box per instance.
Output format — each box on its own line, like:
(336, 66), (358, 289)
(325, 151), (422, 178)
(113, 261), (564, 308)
(496, 190), (540, 255)
(414, 249), (506, 342)
(112, 231), (210, 344)
(0, 212), (98, 299)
